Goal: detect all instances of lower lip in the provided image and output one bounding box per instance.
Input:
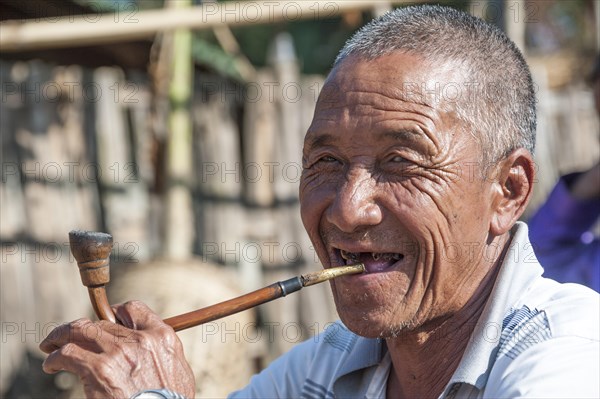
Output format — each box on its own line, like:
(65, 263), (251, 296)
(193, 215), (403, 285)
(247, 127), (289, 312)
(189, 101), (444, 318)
(365, 259), (400, 273)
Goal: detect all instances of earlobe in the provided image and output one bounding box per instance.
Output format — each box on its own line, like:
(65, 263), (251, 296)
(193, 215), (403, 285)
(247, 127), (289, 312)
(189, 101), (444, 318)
(489, 149), (535, 236)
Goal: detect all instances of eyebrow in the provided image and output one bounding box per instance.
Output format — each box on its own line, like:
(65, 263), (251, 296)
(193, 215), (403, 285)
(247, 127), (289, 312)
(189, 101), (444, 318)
(381, 130), (421, 142)
(304, 133), (336, 149)
(305, 130), (421, 149)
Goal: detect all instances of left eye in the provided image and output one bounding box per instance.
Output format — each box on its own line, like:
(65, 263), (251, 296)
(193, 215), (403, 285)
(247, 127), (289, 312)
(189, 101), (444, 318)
(386, 155), (417, 176)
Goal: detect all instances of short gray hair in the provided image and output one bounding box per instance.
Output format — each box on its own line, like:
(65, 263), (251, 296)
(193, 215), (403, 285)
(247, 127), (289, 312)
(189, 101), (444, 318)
(334, 5), (536, 164)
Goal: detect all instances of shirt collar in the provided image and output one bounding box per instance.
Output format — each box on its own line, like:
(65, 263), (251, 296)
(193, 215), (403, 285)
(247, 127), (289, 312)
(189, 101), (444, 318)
(332, 333), (386, 397)
(445, 222), (543, 391)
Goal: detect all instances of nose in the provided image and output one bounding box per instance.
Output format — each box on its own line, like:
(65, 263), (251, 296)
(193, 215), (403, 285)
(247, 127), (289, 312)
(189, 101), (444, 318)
(326, 168), (383, 233)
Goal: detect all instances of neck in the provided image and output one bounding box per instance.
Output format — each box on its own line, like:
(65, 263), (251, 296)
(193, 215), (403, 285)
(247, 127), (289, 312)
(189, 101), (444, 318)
(385, 234), (509, 399)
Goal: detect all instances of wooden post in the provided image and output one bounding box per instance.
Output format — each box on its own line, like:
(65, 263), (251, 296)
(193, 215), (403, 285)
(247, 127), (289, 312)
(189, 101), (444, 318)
(164, 0), (194, 260)
(469, 0), (489, 19)
(243, 69), (278, 207)
(192, 79), (244, 265)
(504, 0), (526, 54)
(596, 0), (600, 51)
(94, 67), (151, 261)
(269, 32), (303, 203)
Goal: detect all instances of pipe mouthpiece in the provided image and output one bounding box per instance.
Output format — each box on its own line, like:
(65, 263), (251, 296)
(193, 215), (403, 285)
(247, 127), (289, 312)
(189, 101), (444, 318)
(301, 263), (365, 287)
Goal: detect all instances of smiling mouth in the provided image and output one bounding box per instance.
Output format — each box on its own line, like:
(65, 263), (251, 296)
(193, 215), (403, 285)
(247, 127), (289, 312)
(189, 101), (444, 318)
(339, 249), (404, 273)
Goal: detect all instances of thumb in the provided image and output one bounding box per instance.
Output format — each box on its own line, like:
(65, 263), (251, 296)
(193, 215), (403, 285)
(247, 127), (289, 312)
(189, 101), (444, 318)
(113, 300), (165, 330)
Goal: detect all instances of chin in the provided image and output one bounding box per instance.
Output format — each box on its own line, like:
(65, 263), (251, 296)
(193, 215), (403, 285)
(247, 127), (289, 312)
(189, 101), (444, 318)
(339, 314), (415, 339)
(335, 301), (419, 339)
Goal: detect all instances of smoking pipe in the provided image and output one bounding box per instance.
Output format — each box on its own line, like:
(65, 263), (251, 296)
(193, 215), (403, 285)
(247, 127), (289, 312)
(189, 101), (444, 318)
(68, 230), (365, 332)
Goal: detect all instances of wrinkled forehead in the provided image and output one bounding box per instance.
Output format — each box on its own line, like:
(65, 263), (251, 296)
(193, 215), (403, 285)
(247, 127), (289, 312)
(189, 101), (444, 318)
(303, 53), (474, 157)
(318, 53), (464, 113)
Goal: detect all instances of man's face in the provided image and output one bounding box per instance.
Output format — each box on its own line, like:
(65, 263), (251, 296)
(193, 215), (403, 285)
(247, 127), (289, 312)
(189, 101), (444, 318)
(299, 53), (500, 338)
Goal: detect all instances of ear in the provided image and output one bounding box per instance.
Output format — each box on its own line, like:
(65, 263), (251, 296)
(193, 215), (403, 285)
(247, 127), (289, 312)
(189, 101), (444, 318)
(489, 148), (535, 236)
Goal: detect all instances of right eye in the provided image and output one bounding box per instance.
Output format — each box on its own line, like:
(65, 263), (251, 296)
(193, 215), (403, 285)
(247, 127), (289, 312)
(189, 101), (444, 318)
(303, 154), (343, 171)
(318, 155), (339, 163)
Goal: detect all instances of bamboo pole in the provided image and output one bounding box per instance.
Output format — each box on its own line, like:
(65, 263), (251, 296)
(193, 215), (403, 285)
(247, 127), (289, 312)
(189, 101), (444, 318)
(592, 1), (600, 51)
(164, 0), (194, 260)
(504, 0), (526, 55)
(0, 1), (415, 52)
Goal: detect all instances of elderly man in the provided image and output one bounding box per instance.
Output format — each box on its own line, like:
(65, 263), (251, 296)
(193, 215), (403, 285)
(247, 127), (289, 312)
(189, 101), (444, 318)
(40, 5), (599, 398)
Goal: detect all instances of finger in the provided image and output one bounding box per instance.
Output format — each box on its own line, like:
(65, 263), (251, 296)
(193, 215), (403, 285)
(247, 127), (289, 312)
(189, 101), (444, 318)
(114, 300), (165, 330)
(42, 342), (100, 375)
(43, 343), (138, 399)
(40, 322), (69, 354)
(40, 319), (94, 353)
(40, 319), (109, 354)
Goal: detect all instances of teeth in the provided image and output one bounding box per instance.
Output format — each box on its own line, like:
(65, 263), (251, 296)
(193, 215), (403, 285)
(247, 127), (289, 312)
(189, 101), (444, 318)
(340, 249), (359, 262)
(374, 252), (403, 261)
(340, 250), (403, 263)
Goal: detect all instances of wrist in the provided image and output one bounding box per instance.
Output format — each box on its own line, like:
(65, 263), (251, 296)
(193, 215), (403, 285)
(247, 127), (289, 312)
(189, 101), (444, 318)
(130, 388), (187, 399)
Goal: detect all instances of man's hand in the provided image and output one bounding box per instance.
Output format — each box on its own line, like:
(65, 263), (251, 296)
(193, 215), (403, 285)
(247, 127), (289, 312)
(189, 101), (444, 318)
(39, 301), (195, 398)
